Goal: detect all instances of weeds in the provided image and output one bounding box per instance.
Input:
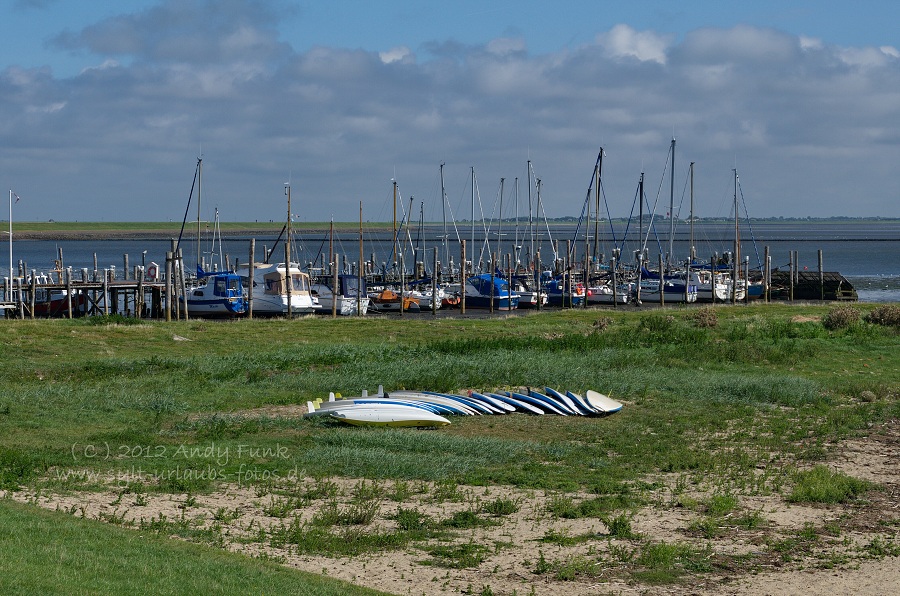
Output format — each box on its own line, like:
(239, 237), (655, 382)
(788, 465), (871, 504)
(822, 305), (861, 330)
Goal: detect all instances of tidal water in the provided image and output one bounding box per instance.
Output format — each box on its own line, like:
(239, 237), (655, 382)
(4, 221), (899, 302)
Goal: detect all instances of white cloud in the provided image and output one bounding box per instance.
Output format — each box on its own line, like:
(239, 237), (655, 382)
(595, 24), (671, 64)
(379, 46), (414, 64)
(3, 9), (900, 221)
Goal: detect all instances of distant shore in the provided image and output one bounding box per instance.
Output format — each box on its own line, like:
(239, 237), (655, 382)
(10, 218), (900, 241)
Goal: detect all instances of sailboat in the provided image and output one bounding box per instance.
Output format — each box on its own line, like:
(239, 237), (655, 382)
(178, 158), (248, 318)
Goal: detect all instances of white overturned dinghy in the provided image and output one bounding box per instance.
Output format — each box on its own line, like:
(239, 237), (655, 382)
(329, 405), (450, 428)
(577, 390), (623, 414)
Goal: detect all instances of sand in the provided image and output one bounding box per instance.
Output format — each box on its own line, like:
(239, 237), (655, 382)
(5, 420), (898, 595)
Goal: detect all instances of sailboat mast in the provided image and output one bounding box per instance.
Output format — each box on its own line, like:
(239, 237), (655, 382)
(329, 217), (334, 276)
(638, 172), (644, 259)
(8, 190), (12, 283)
(733, 169), (740, 282)
(689, 162), (695, 261)
(197, 157), (202, 269)
(514, 177), (519, 270)
(668, 137), (675, 269)
(440, 163), (448, 270)
(527, 161), (534, 269)
(470, 167), (475, 259)
(592, 149), (602, 265)
(498, 177), (504, 275)
(391, 180), (398, 267)
(285, 182), (292, 265)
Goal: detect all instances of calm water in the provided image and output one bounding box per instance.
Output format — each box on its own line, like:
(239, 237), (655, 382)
(4, 222), (899, 302)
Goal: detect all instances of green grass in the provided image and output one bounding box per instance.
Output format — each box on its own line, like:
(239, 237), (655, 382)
(0, 305), (898, 590)
(788, 465), (872, 504)
(0, 500), (388, 596)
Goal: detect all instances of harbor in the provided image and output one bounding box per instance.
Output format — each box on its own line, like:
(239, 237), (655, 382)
(3, 219), (896, 320)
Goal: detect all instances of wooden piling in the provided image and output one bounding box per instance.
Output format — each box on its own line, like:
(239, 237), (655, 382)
(460, 240), (466, 315)
(248, 239), (255, 320)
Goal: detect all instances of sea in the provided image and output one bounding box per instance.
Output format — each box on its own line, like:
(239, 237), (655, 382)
(4, 221), (899, 303)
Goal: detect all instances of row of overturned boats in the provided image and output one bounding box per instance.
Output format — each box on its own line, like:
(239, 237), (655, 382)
(304, 386), (624, 427)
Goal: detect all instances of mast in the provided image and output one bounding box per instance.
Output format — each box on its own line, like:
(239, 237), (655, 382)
(329, 217), (334, 278)
(498, 177), (504, 275)
(285, 181), (292, 266)
(689, 162), (695, 261)
(391, 179), (398, 267)
(639, 171), (644, 263)
(592, 149), (602, 265)
(470, 166), (475, 259)
(527, 161), (534, 269)
(513, 177), (520, 270)
(197, 157), (203, 270)
(358, 200), (363, 316)
(733, 168), (740, 294)
(440, 162), (448, 270)
(8, 190), (12, 284)
(668, 137), (675, 269)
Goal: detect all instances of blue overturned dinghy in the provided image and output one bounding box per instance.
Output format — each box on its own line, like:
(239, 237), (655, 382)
(383, 391), (478, 416)
(545, 387), (596, 416)
(467, 392), (515, 413)
(508, 391), (569, 415)
(423, 391), (500, 415)
(486, 393), (545, 415)
(529, 389), (579, 415)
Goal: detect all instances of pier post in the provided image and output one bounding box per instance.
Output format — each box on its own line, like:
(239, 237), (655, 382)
(460, 240), (466, 315)
(635, 252), (643, 306)
(612, 257), (618, 309)
(102, 270), (109, 316)
(744, 257), (750, 304)
(165, 252), (173, 322)
(285, 243), (292, 319)
(332, 260), (338, 318)
(764, 246), (770, 303)
(16, 278), (23, 319)
(248, 239), (255, 320)
(489, 251), (495, 314)
(124, 254), (129, 281)
(432, 247), (438, 316)
(818, 249), (824, 301)
(66, 268), (73, 318)
(659, 254), (665, 307)
(399, 252), (405, 318)
(28, 270), (36, 319)
(177, 249), (188, 320)
(137, 267), (145, 318)
(789, 252), (795, 302)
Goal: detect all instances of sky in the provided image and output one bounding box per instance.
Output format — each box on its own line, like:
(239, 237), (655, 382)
(1, 0), (899, 223)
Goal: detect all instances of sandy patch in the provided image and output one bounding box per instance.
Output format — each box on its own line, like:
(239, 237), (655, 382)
(5, 423), (899, 595)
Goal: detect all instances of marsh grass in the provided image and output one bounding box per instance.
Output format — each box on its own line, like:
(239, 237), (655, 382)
(788, 465), (872, 504)
(1, 307), (898, 589)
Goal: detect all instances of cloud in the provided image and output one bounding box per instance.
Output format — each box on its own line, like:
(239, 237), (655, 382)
(50, 0), (288, 65)
(594, 24), (672, 64)
(3, 8), (900, 223)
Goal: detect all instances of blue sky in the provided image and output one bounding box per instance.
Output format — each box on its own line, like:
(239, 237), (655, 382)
(2, 0), (899, 222)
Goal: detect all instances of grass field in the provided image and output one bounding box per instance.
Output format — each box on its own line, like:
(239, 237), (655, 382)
(0, 304), (898, 594)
